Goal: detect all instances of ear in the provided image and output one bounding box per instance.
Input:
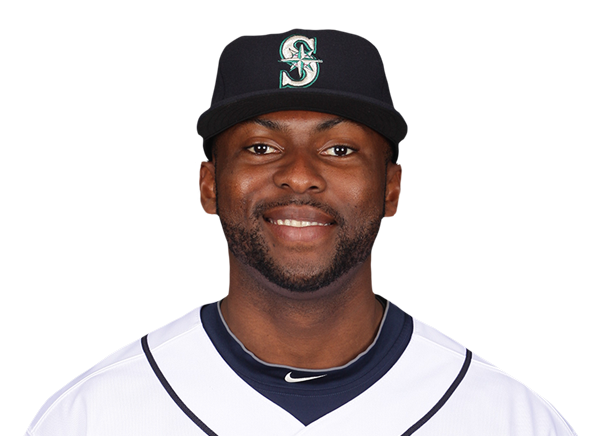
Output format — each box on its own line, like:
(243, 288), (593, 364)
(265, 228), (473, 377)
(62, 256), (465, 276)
(384, 163), (402, 217)
(200, 161), (217, 215)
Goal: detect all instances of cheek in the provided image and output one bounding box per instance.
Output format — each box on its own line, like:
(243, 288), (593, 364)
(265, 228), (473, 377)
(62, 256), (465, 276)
(332, 167), (385, 208)
(217, 169), (267, 217)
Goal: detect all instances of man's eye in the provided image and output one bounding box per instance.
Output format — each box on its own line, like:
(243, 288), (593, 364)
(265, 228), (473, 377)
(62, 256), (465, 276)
(322, 145), (355, 157)
(247, 144), (277, 155)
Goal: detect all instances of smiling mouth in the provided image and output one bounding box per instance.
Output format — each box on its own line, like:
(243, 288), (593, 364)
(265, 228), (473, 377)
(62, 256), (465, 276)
(262, 204), (337, 230)
(266, 218), (333, 228)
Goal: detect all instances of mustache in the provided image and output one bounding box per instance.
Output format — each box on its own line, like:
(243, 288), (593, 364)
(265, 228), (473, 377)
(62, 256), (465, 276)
(252, 197), (345, 226)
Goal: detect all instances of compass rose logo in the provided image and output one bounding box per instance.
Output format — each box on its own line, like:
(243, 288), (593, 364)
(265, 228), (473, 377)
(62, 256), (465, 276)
(279, 35), (323, 88)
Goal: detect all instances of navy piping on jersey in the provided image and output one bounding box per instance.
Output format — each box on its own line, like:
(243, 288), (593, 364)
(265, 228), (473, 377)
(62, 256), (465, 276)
(141, 335), (217, 436)
(141, 332), (472, 435)
(400, 349), (472, 436)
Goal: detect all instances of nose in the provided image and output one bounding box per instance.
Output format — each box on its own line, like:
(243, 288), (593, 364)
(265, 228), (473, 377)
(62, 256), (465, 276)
(272, 150), (326, 194)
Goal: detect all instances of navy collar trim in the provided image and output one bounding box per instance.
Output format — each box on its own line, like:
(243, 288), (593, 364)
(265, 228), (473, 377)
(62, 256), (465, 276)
(201, 296), (413, 393)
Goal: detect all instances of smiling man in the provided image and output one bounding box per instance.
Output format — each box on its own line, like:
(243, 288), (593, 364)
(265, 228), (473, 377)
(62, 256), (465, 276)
(27, 30), (576, 436)
(201, 110), (398, 373)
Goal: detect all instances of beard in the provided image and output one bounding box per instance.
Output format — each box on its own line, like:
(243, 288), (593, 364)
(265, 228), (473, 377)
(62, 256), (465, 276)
(218, 198), (383, 293)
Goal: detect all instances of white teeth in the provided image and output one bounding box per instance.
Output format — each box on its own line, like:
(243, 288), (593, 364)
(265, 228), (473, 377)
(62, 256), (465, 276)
(270, 219), (328, 227)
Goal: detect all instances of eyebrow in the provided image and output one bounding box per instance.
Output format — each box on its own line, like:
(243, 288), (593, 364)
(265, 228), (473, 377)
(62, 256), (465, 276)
(315, 117), (348, 132)
(243, 116), (352, 133)
(242, 118), (288, 132)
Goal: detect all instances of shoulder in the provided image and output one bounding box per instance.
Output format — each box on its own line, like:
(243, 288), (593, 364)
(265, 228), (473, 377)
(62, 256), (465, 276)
(26, 308), (203, 436)
(407, 317), (577, 436)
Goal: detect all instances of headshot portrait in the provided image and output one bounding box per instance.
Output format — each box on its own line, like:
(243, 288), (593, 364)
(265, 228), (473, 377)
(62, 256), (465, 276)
(1, 1), (597, 435)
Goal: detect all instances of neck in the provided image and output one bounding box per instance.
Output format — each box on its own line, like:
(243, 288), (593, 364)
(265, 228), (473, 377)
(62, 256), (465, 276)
(220, 255), (384, 369)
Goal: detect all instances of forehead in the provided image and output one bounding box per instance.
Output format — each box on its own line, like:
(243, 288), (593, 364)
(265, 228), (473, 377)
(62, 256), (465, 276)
(212, 110), (389, 155)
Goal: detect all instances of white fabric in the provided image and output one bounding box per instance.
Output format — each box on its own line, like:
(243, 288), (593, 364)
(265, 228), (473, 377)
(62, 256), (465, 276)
(26, 307), (576, 436)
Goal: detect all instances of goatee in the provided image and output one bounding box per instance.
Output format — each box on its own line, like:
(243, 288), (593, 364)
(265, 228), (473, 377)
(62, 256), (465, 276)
(219, 198), (383, 293)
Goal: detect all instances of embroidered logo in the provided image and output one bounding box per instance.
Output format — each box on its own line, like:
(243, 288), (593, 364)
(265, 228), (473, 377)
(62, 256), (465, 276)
(284, 371), (327, 383)
(279, 34), (322, 88)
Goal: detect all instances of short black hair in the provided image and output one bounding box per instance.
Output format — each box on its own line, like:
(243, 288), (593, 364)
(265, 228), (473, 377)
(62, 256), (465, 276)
(384, 140), (394, 165)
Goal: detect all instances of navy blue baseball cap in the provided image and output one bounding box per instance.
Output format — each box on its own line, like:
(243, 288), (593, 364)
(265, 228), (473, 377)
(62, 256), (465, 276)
(197, 29), (407, 162)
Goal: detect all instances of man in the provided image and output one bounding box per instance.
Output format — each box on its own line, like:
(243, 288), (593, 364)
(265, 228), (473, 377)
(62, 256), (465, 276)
(27, 29), (576, 436)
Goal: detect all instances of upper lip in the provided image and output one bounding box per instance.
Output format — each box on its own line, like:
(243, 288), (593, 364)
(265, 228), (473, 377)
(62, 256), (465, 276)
(263, 205), (336, 225)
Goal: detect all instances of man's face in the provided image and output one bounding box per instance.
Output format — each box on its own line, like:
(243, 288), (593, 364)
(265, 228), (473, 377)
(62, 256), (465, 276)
(200, 111), (401, 294)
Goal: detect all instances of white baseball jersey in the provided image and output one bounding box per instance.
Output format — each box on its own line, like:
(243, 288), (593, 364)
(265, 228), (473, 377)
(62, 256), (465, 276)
(26, 300), (576, 436)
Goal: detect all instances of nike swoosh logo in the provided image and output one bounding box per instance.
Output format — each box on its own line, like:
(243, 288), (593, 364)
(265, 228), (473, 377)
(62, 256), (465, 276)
(284, 372), (327, 383)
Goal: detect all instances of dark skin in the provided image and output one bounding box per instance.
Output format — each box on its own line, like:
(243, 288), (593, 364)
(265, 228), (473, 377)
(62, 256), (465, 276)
(200, 110), (402, 369)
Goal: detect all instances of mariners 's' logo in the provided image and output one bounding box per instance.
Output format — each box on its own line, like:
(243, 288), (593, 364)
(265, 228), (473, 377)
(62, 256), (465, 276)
(279, 35), (322, 88)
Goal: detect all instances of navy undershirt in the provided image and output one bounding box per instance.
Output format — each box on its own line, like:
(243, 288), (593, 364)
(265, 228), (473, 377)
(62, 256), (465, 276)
(201, 297), (413, 425)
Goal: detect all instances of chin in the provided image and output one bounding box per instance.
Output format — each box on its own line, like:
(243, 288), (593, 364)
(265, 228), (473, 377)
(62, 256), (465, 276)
(253, 255), (369, 295)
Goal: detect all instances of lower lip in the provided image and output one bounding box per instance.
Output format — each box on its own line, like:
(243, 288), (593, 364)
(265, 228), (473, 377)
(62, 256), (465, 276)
(264, 219), (335, 243)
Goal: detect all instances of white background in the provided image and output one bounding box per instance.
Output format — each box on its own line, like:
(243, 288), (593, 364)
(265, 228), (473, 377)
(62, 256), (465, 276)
(1, 1), (598, 435)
